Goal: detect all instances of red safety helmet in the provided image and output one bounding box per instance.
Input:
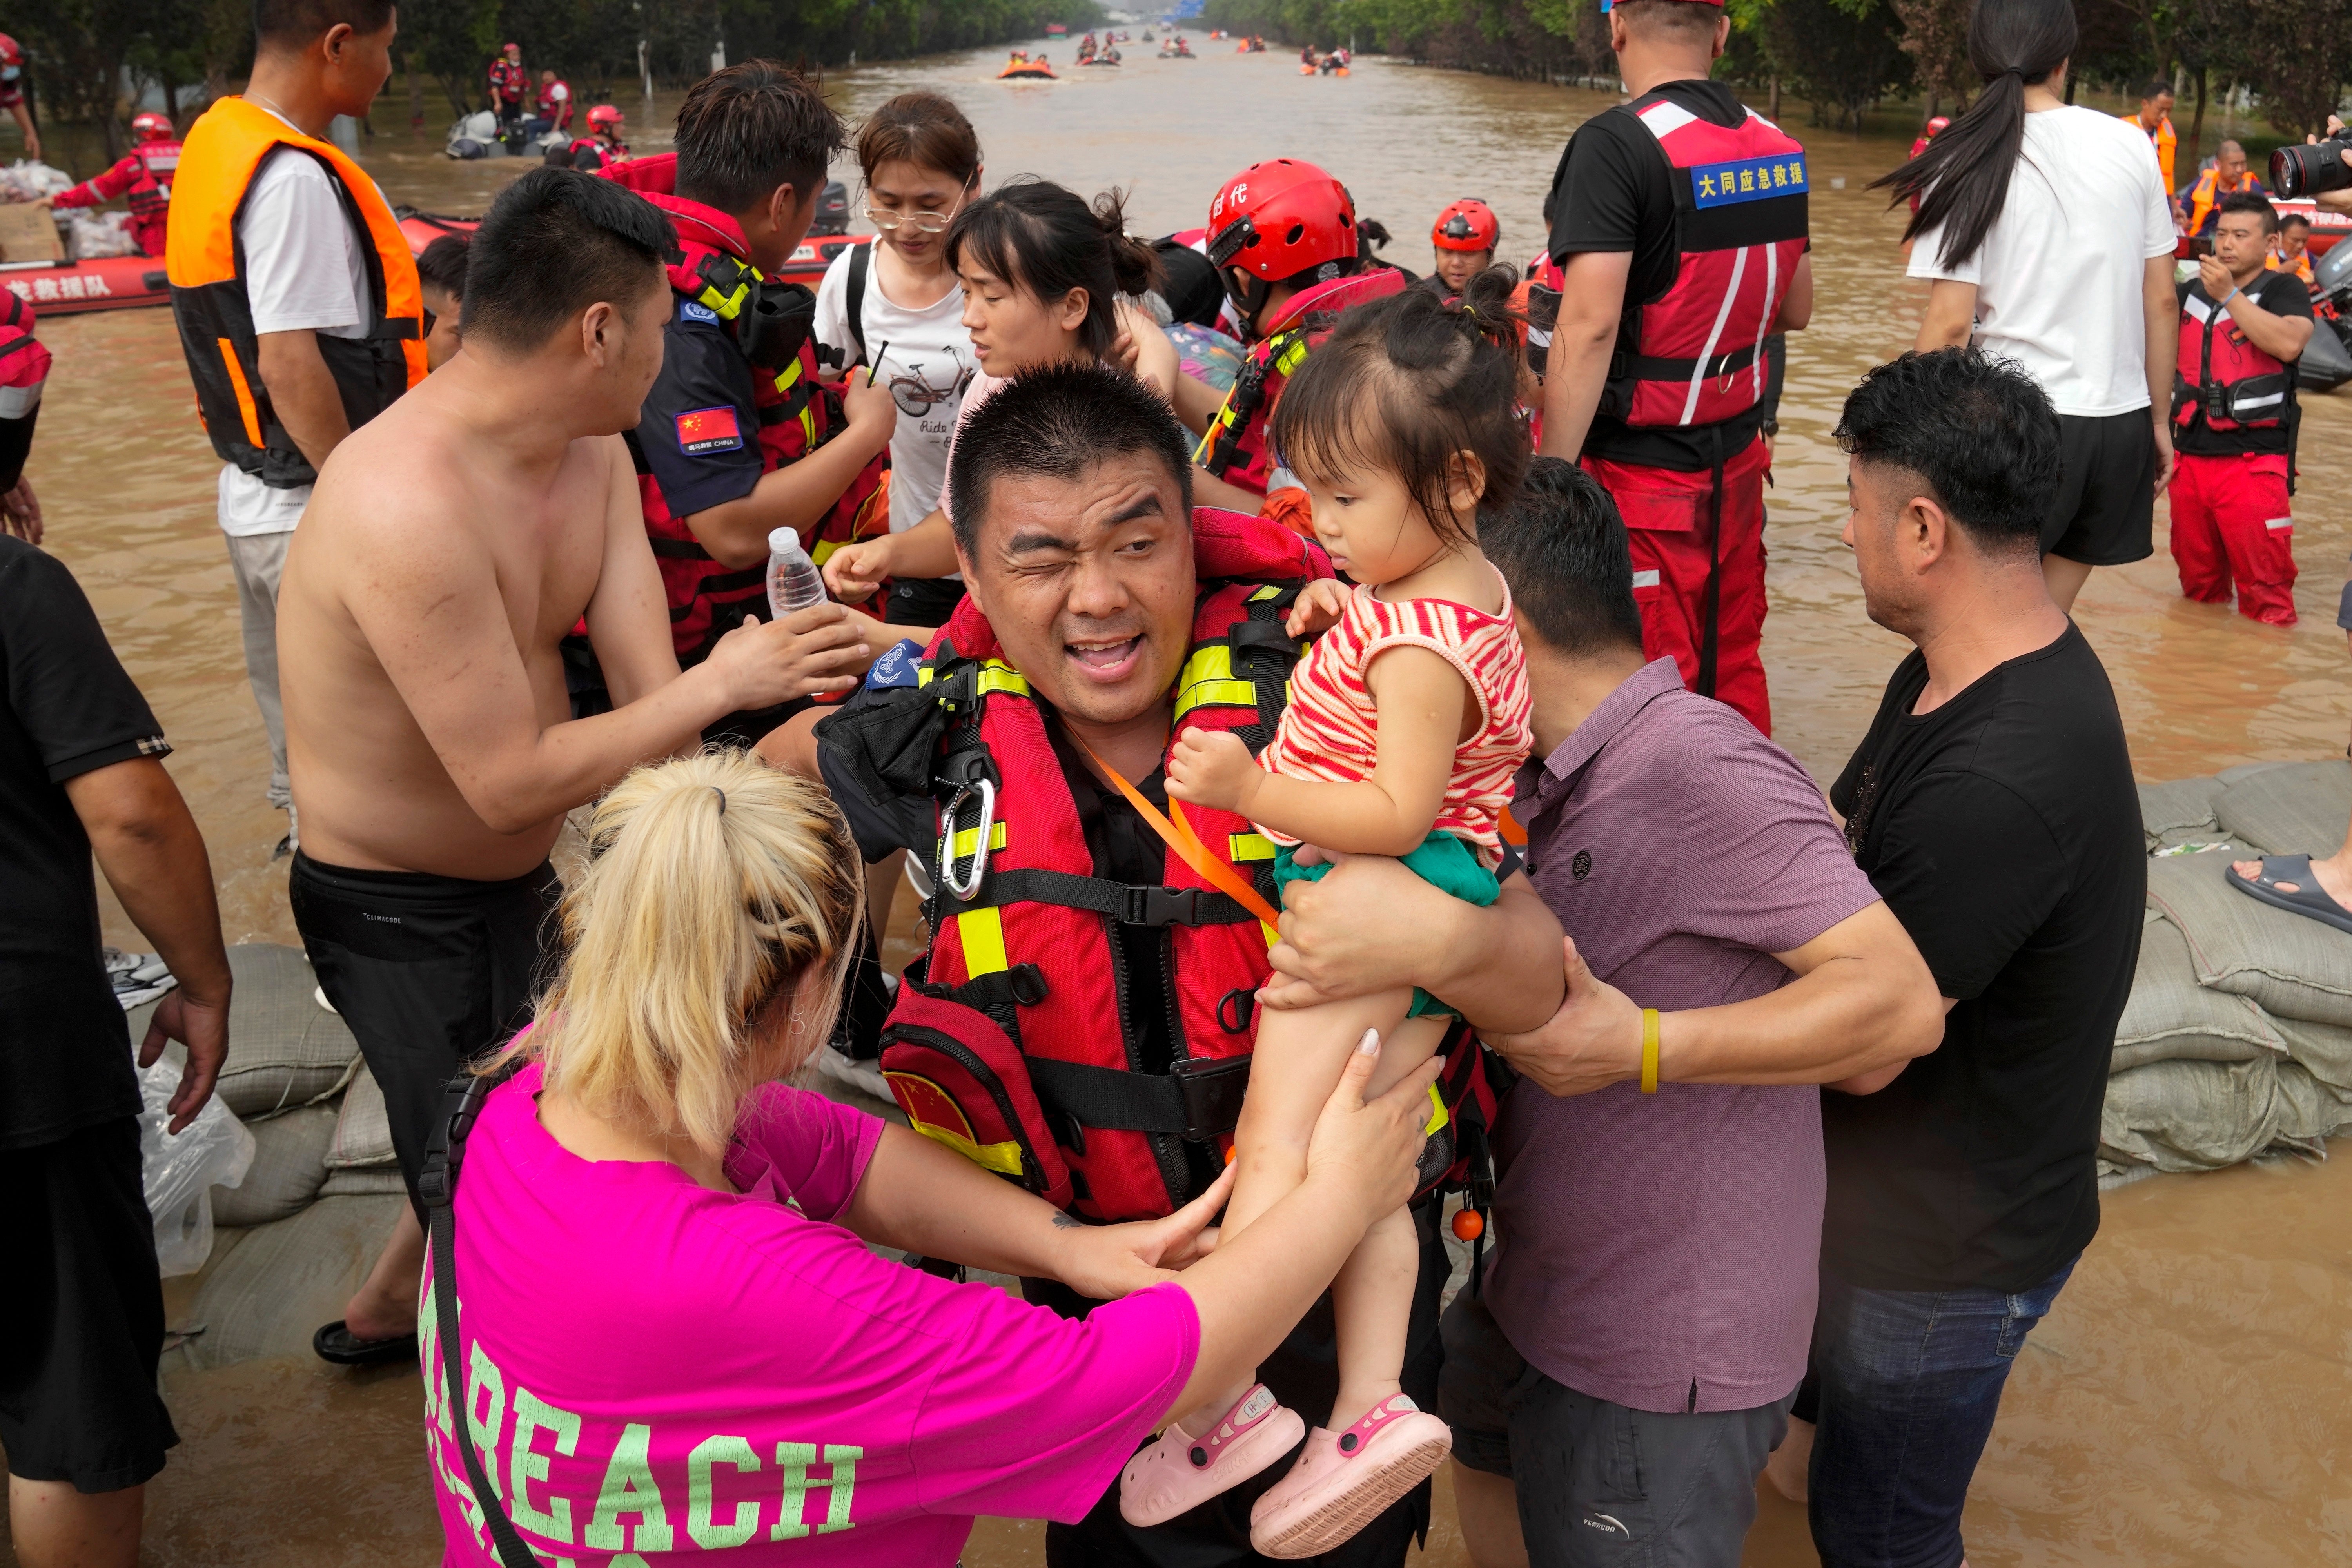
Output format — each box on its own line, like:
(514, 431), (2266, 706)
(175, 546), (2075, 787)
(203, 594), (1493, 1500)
(1207, 158), (1359, 323)
(1432, 197), (1499, 253)
(587, 103), (625, 132)
(503, 41), (521, 53)
(1924, 115), (1951, 136)
(131, 111), (173, 142)
(0, 34), (20, 72)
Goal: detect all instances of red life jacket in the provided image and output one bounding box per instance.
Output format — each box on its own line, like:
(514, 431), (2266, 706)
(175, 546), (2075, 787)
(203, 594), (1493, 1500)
(487, 59), (525, 105)
(874, 511), (1334, 1224)
(634, 192), (889, 665)
(2174, 284), (2296, 434)
(1601, 90), (1807, 430)
(1197, 267), (1406, 495)
(126, 140), (180, 228)
(536, 78), (572, 129)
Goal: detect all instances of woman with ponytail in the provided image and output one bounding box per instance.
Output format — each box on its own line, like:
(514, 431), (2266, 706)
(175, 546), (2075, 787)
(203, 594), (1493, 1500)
(820, 177), (1181, 622)
(1878, 0), (2178, 612)
(421, 750), (1441, 1568)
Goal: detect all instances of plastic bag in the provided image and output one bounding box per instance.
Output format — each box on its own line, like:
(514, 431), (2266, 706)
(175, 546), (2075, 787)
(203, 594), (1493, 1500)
(64, 209), (136, 260)
(138, 1049), (256, 1276)
(0, 159), (73, 202)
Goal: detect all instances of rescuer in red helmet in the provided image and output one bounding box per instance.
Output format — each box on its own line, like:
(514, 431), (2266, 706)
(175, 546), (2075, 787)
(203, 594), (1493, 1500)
(559, 101), (630, 170)
(1426, 196), (1500, 299)
(0, 33), (38, 162)
(1158, 157), (1406, 522)
(486, 41), (527, 131)
(1534, 0), (1812, 738)
(45, 111), (181, 258)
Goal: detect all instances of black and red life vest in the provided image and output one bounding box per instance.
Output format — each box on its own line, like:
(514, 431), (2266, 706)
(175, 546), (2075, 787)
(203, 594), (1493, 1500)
(1197, 267), (1407, 495)
(871, 508), (1502, 1227)
(487, 58), (526, 107)
(2174, 283), (2296, 434)
(635, 191), (888, 665)
(1598, 90), (1806, 431)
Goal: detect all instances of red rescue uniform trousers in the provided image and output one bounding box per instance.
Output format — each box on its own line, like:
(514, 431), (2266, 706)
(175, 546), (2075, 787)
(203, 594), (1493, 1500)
(1583, 435), (1772, 735)
(2169, 451), (2297, 626)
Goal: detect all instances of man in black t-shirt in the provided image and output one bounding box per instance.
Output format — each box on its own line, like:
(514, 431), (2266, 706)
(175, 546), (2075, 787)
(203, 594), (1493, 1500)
(2169, 191), (2314, 627)
(0, 538), (232, 1562)
(1535, 0), (1811, 737)
(1804, 350), (2143, 1568)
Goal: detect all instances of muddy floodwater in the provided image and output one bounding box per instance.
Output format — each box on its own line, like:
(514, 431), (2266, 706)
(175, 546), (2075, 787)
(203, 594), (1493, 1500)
(7, 40), (2350, 1568)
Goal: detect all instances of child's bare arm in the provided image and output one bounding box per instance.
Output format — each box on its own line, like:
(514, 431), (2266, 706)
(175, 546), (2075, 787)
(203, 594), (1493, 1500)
(1167, 646), (1468, 857)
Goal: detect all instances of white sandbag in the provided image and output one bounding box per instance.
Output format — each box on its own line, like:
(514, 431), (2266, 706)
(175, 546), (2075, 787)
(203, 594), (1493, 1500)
(2271, 1060), (2352, 1150)
(62, 209), (136, 259)
(211, 1102), (338, 1227)
(0, 159), (73, 200)
(327, 1063), (397, 1168)
(2099, 1056), (2283, 1172)
(318, 1163), (408, 1198)
(178, 1195), (408, 1370)
(2138, 776), (2222, 852)
(2212, 760), (2352, 859)
(2112, 915), (2286, 1070)
(2270, 1013), (2352, 1091)
(207, 945), (365, 1117)
(2145, 855), (2352, 1027)
(138, 1052), (256, 1276)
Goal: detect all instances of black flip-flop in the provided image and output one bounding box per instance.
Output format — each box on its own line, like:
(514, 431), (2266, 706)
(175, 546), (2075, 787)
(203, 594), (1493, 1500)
(312, 1320), (418, 1368)
(2225, 855), (2352, 937)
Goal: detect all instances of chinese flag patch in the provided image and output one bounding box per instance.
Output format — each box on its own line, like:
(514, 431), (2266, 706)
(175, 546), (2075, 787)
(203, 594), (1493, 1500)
(675, 405), (744, 454)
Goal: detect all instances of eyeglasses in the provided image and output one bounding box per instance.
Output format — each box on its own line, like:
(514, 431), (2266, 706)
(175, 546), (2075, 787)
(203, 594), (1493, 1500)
(861, 172), (977, 235)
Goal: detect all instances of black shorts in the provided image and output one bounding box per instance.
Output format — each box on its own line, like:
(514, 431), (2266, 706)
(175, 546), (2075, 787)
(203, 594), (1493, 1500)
(290, 854), (560, 1218)
(882, 575), (965, 629)
(0, 1116), (179, 1491)
(1437, 1287), (1791, 1566)
(2041, 410), (2157, 566)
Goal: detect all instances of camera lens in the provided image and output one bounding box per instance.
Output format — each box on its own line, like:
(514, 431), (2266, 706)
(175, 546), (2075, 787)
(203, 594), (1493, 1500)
(2273, 137), (2352, 200)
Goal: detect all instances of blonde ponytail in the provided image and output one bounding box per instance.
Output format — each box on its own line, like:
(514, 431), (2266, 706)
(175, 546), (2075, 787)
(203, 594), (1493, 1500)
(506, 750), (864, 1157)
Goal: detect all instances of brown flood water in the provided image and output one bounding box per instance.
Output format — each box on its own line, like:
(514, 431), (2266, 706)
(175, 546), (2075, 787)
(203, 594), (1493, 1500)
(8, 43), (2349, 1567)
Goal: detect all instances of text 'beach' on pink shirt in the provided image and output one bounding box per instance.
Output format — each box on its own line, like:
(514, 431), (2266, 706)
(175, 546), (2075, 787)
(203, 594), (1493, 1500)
(421, 1062), (1198, 1566)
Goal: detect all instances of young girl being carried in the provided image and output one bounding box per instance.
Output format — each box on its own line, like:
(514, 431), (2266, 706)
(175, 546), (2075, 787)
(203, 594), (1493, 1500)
(1129, 268), (1535, 1556)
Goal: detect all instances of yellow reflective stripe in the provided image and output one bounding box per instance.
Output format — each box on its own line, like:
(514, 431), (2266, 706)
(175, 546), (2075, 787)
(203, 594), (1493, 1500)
(1181, 643), (1234, 686)
(697, 281), (748, 320)
(1274, 338), (1309, 376)
(918, 664), (935, 686)
(809, 538), (841, 566)
(1249, 585), (1283, 602)
(798, 405), (816, 444)
(773, 357), (804, 393)
(952, 821), (1008, 858)
(958, 907), (1007, 975)
(904, 1117), (1026, 1176)
(1178, 680), (1259, 717)
(977, 660), (1031, 697)
(1424, 1082), (1450, 1137)
(1228, 832), (1278, 862)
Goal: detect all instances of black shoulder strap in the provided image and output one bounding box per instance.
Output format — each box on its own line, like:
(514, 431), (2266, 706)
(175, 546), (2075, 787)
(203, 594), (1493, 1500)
(419, 1060), (540, 1568)
(845, 242), (871, 365)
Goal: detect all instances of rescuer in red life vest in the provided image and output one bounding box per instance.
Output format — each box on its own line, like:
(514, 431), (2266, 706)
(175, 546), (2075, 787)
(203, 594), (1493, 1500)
(1425, 196), (1500, 299)
(524, 67), (571, 138)
(761, 361), (1563, 1568)
(2169, 191), (2313, 626)
(43, 112), (181, 258)
(1158, 159), (1407, 530)
(0, 34), (38, 163)
(486, 42), (527, 130)
(1535, 0), (1812, 737)
(624, 62), (895, 743)
(561, 102), (630, 171)
(1904, 115), (1949, 214)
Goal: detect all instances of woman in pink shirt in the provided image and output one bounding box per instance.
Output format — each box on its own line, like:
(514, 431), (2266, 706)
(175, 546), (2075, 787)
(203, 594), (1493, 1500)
(423, 750), (1439, 1567)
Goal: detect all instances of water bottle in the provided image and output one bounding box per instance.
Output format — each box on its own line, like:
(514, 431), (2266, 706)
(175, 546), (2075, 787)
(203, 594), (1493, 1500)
(766, 527), (828, 619)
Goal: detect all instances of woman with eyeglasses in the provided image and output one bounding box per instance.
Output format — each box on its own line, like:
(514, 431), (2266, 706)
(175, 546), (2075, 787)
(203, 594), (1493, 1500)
(812, 93), (983, 630)
(823, 178), (1189, 617)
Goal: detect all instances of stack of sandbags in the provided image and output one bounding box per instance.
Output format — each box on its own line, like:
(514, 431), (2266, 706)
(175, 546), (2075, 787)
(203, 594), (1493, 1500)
(2103, 763), (2352, 1178)
(320, 1062), (408, 1197)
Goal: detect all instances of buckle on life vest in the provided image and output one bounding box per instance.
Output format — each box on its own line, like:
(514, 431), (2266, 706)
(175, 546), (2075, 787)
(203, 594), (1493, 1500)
(1120, 886), (1220, 926)
(1026, 1051), (1254, 1142)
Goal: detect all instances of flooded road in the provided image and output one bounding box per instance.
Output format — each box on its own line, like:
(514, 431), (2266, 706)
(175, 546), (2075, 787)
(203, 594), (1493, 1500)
(10, 39), (2350, 1568)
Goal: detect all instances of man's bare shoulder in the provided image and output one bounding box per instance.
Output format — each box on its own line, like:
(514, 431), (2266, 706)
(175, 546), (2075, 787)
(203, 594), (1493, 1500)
(307, 386), (485, 560)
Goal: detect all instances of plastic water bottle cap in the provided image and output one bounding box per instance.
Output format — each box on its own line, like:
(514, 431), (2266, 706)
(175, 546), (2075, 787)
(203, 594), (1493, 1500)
(768, 527), (801, 555)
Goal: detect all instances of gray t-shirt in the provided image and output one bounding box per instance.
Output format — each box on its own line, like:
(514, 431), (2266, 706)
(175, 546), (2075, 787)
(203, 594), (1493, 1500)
(1488, 657), (1881, 1415)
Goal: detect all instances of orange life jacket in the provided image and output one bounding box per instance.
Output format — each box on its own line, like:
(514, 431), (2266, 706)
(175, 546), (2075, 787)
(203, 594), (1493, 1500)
(634, 191), (888, 665)
(1196, 267), (1407, 495)
(165, 97), (425, 489)
(2186, 167), (2260, 238)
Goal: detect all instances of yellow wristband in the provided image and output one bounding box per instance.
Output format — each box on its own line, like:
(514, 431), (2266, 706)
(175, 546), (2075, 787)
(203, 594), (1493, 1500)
(1640, 1008), (1660, 1094)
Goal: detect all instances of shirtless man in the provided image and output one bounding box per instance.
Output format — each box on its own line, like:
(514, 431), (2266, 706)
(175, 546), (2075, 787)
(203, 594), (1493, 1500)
(279, 167), (871, 1361)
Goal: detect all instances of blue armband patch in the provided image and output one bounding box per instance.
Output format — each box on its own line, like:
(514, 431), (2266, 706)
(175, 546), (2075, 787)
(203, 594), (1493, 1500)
(866, 639), (926, 690)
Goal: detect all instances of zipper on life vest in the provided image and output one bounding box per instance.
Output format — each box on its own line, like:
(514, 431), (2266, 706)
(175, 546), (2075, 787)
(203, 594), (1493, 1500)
(893, 1024), (1048, 1192)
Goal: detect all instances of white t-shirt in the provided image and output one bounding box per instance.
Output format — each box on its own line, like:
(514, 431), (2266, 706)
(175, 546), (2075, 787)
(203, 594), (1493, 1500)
(812, 244), (974, 534)
(1908, 105), (2177, 418)
(217, 107), (375, 537)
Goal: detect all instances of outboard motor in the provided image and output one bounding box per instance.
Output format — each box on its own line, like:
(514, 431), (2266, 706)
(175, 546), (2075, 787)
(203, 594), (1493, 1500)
(810, 180), (851, 238)
(2299, 240), (2352, 392)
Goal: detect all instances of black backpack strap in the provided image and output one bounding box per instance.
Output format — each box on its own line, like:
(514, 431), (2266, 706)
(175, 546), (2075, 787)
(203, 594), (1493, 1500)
(845, 242), (871, 366)
(419, 1059), (539, 1568)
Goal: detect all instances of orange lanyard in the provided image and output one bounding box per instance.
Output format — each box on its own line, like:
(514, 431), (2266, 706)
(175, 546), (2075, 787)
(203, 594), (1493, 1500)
(1069, 732), (1283, 929)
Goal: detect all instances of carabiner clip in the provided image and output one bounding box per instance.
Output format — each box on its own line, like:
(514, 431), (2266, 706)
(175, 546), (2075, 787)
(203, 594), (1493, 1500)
(938, 776), (996, 902)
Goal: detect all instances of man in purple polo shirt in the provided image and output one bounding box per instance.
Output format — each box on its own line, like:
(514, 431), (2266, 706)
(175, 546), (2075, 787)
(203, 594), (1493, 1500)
(1260, 457), (1944, 1566)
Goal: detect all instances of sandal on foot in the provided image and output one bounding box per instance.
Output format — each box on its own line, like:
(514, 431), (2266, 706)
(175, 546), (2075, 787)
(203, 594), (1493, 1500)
(1248, 1395), (1452, 1559)
(2226, 855), (2352, 937)
(312, 1320), (418, 1368)
(1119, 1384), (1303, 1527)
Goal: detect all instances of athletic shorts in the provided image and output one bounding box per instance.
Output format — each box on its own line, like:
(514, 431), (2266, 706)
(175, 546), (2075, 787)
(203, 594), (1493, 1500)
(1272, 831), (1499, 1018)
(1437, 1287), (1791, 1567)
(290, 854), (559, 1218)
(0, 1116), (179, 1492)
(2042, 410), (2157, 566)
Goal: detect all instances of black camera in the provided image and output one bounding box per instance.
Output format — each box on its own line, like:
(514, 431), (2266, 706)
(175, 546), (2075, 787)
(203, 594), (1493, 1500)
(2270, 136), (2352, 199)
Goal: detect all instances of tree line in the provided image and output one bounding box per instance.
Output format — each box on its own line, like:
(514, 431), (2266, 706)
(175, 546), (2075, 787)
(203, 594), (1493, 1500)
(14, 0), (1104, 160)
(1202, 0), (2352, 149)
